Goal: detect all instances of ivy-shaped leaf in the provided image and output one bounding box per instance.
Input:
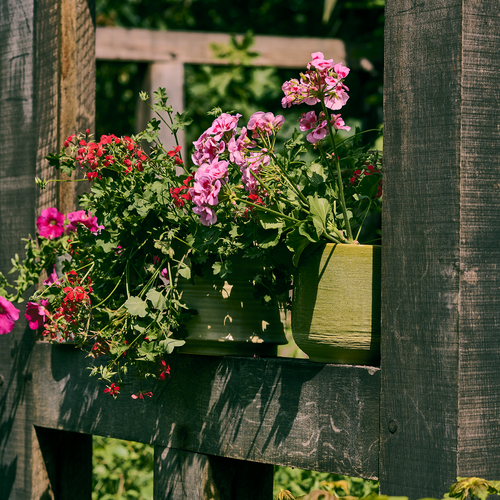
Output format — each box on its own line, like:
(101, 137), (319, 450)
(146, 289), (167, 311)
(123, 296), (148, 317)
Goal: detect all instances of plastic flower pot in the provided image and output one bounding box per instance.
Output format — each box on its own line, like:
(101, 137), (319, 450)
(176, 258), (287, 356)
(291, 243), (381, 366)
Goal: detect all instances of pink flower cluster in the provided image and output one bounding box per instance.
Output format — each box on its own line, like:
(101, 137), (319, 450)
(299, 111), (351, 144)
(191, 113), (241, 167)
(190, 113), (241, 225)
(282, 52), (350, 111)
(36, 207), (104, 239)
(189, 159), (229, 225)
(247, 111), (285, 139)
(230, 113), (284, 195)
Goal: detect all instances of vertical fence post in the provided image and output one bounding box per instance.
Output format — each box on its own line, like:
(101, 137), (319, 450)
(154, 446), (274, 500)
(381, 0), (500, 497)
(0, 0), (95, 497)
(136, 61), (186, 155)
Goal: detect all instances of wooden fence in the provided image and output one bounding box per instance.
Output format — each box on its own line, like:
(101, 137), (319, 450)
(1, 0), (500, 498)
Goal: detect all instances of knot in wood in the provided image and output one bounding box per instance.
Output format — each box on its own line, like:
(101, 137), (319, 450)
(388, 419), (398, 434)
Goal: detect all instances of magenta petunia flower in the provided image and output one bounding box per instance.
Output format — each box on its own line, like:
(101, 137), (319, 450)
(37, 207), (65, 239)
(43, 266), (59, 286)
(25, 299), (49, 330)
(0, 296), (20, 335)
(66, 210), (104, 233)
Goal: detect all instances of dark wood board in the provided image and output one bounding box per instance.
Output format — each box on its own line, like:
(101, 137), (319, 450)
(154, 447), (274, 500)
(31, 343), (381, 480)
(458, 2), (500, 476)
(381, 0), (500, 497)
(0, 1), (95, 498)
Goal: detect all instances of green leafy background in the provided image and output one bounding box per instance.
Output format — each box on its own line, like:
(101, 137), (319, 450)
(92, 436), (379, 499)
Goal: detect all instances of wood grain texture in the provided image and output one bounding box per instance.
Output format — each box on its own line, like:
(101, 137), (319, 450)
(458, 1), (500, 476)
(57, 0), (95, 214)
(31, 343), (380, 479)
(381, 0), (500, 497)
(96, 27), (347, 68)
(0, 0), (40, 498)
(34, 427), (92, 499)
(154, 447), (274, 500)
(0, 1), (95, 498)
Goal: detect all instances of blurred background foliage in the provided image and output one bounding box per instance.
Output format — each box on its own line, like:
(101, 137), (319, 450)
(95, 0), (384, 152)
(92, 436), (378, 499)
(93, 0), (383, 497)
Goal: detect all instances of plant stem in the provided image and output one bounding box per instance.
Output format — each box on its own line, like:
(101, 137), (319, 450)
(271, 154), (309, 206)
(233, 196), (301, 223)
(355, 199), (372, 242)
(321, 101), (353, 242)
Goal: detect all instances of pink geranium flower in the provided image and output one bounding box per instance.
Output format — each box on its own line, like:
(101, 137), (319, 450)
(247, 112), (285, 138)
(331, 114), (351, 132)
(37, 207), (65, 239)
(0, 296), (20, 335)
(25, 299), (49, 330)
(299, 111), (319, 132)
(307, 52), (335, 71)
(208, 113), (241, 141)
(282, 53), (350, 111)
(192, 205), (217, 226)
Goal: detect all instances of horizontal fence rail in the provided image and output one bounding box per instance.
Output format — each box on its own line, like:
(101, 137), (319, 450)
(95, 27), (347, 67)
(32, 342), (381, 480)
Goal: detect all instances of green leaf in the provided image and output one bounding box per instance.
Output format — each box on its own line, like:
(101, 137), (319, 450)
(172, 111), (193, 132)
(146, 289), (167, 311)
(212, 260), (232, 279)
(141, 118), (161, 143)
(129, 192), (153, 217)
(259, 211), (286, 230)
(158, 338), (185, 354)
(136, 341), (156, 361)
(308, 195), (332, 228)
(95, 236), (115, 253)
(357, 174), (381, 199)
(177, 263), (191, 280)
(258, 228), (282, 249)
(306, 163), (328, 186)
(286, 226), (312, 267)
(124, 296), (148, 317)
(299, 221), (320, 243)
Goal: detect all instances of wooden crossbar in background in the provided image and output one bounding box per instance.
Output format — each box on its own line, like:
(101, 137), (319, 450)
(95, 27), (347, 152)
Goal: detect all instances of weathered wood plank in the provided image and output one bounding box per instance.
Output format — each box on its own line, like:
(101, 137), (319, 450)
(57, 0), (96, 214)
(96, 27), (347, 68)
(34, 427), (92, 499)
(31, 343), (380, 479)
(0, 0), (95, 498)
(1, 0), (43, 498)
(135, 61), (186, 155)
(154, 447), (274, 500)
(381, 0), (500, 497)
(458, 1), (500, 476)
